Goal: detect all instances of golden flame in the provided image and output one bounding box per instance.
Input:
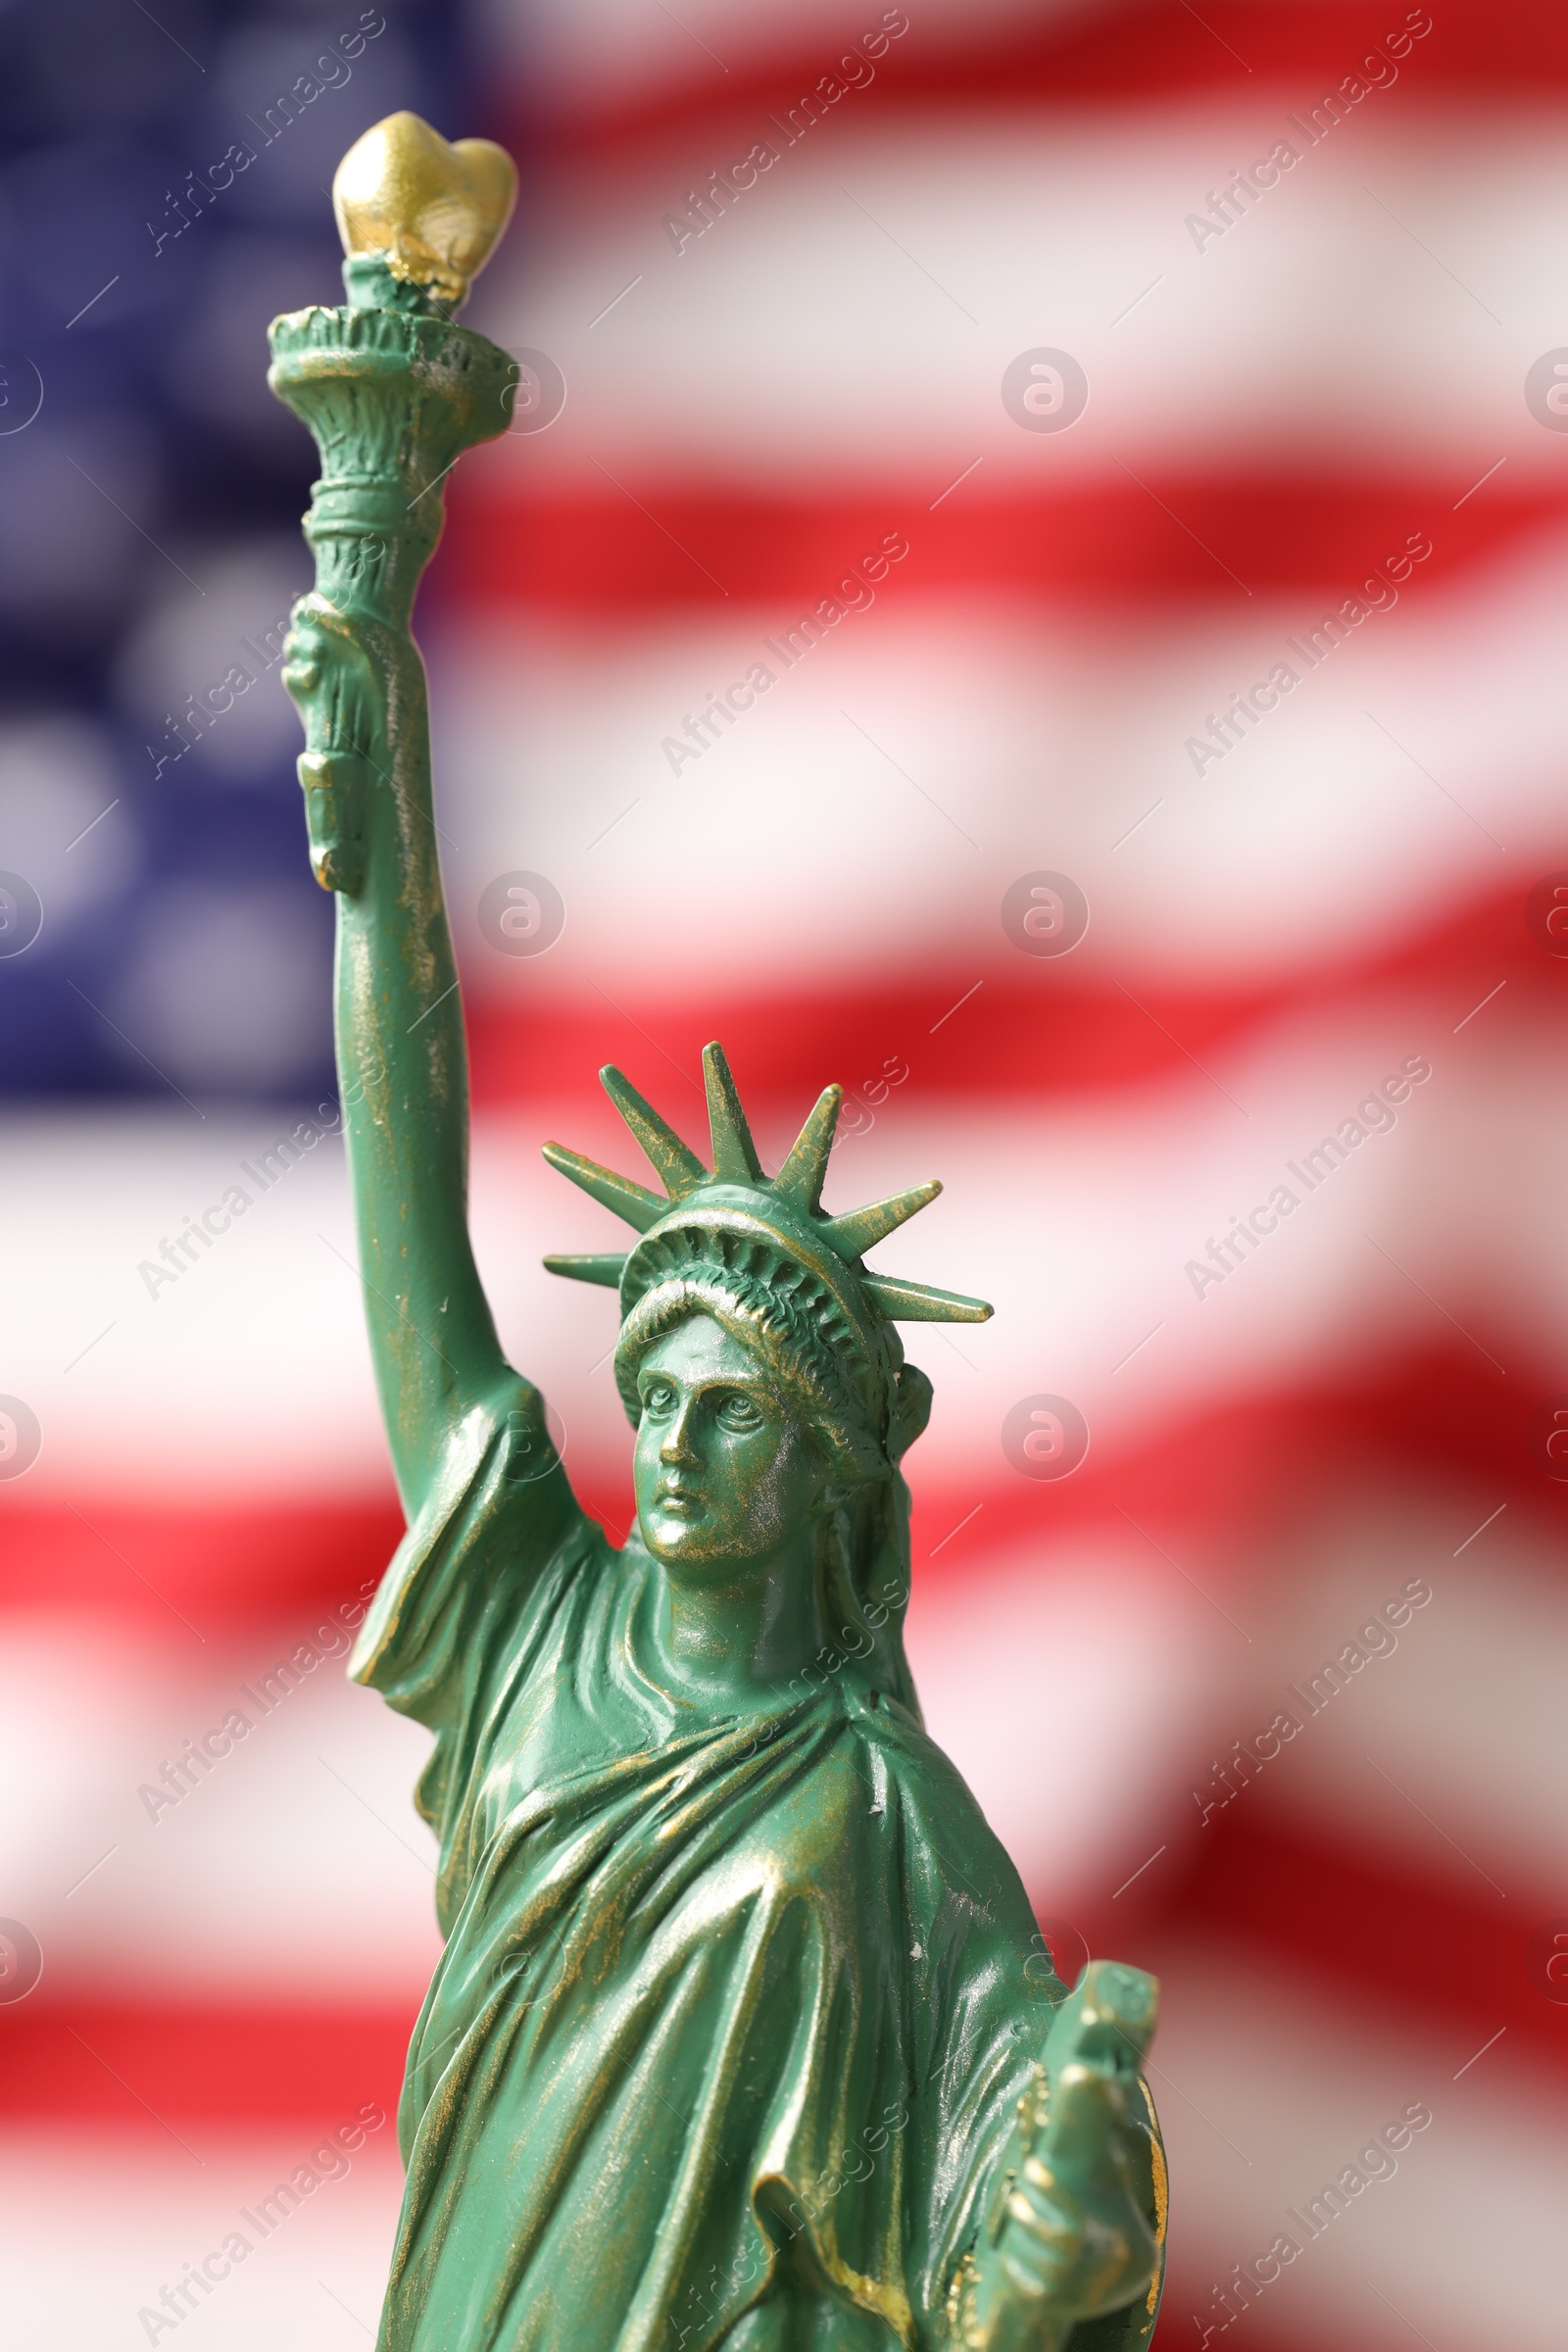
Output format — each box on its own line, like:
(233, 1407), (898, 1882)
(332, 111), (516, 308)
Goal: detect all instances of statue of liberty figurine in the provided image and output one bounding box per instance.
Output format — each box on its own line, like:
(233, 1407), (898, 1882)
(269, 113), (1167, 2352)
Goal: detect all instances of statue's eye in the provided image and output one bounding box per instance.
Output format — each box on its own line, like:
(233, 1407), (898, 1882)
(716, 1393), (762, 1432)
(642, 1381), (675, 1416)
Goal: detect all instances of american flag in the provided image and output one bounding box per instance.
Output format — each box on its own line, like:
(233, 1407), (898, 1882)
(2, 1), (1565, 2344)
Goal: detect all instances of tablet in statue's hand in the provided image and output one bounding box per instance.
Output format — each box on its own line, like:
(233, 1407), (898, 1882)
(963, 1964), (1164, 2351)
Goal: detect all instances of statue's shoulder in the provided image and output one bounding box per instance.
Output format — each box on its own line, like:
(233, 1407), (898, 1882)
(349, 1387), (596, 1701)
(846, 1684), (983, 1809)
(846, 1686), (1042, 1943)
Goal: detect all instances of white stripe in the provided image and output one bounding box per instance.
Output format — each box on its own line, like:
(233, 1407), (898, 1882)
(0, 1003), (1557, 1492)
(1157, 1957), (1566, 2346)
(469, 106), (1566, 479)
(481, 0), (1076, 110)
(0, 2126), (403, 2348)
(429, 529), (1562, 1001)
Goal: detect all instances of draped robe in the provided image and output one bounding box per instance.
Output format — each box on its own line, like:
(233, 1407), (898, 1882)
(351, 1401), (1165, 2352)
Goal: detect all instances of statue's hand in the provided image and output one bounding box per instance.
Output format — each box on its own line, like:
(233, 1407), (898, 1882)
(960, 1963), (1160, 2352)
(988, 2062), (1157, 2341)
(281, 591), (390, 753)
(281, 594), (387, 896)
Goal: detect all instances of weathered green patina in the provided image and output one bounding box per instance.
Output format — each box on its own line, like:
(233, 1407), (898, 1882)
(268, 113), (1167, 2352)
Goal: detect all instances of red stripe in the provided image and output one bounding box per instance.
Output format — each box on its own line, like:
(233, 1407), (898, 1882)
(0, 2001), (413, 2125)
(1152, 1807), (1568, 2331)
(0, 1498), (405, 1626)
(510, 2), (1568, 155)
(1150, 1802), (1568, 2066)
(442, 478), (1561, 618)
(7, 1339), (1563, 1617)
(460, 885), (1559, 1109)
(1154, 2325), (1424, 2352)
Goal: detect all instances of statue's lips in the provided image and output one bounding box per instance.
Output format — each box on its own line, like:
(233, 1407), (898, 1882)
(652, 1483), (702, 1517)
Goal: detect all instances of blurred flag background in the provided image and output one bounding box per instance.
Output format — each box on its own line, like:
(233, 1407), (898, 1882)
(2, 0), (1566, 2344)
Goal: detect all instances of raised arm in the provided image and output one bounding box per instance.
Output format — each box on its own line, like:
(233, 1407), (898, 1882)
(280, 590), (503, 1517)
(268, 115), (550, 1523)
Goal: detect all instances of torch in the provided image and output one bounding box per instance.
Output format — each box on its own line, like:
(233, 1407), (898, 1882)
(266, 110), (517, 893)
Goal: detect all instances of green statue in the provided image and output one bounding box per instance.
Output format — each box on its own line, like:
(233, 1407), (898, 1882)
(268, 113), (1167, 2352)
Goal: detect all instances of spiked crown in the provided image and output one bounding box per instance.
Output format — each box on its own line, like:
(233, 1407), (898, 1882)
(543, 1044), (991, 1461)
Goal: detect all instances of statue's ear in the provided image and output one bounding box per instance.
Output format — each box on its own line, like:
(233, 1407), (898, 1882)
(888, 1362), (933, 1459)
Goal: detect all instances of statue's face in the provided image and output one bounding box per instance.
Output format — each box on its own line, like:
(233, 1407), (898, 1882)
(633, 1315), (824, 1568)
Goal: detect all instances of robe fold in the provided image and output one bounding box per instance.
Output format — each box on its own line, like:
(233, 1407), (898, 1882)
(352, 1399), (1164, 2351)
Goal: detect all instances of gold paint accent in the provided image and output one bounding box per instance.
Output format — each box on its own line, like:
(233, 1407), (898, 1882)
(948, 2252), (988, 2350)
(1142, 2074), (1169, 2317)
(821, 2250), (913, 2345)
(332, 111), (517, 307)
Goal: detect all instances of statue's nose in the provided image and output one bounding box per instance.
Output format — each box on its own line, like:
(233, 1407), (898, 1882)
(660, 1402), (698, 1462)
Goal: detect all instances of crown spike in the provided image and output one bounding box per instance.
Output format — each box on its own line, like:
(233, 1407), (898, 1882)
(543, 1251), (627, 1288)
(703, 1042), (763, 1183)
(861, 1273), (993, 1323)
(599, 1065), (708, 1200)
(540, 1142), (665, 1232)
(773, 1085), (843, 1213)
(821, 1179), (942, 1262)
